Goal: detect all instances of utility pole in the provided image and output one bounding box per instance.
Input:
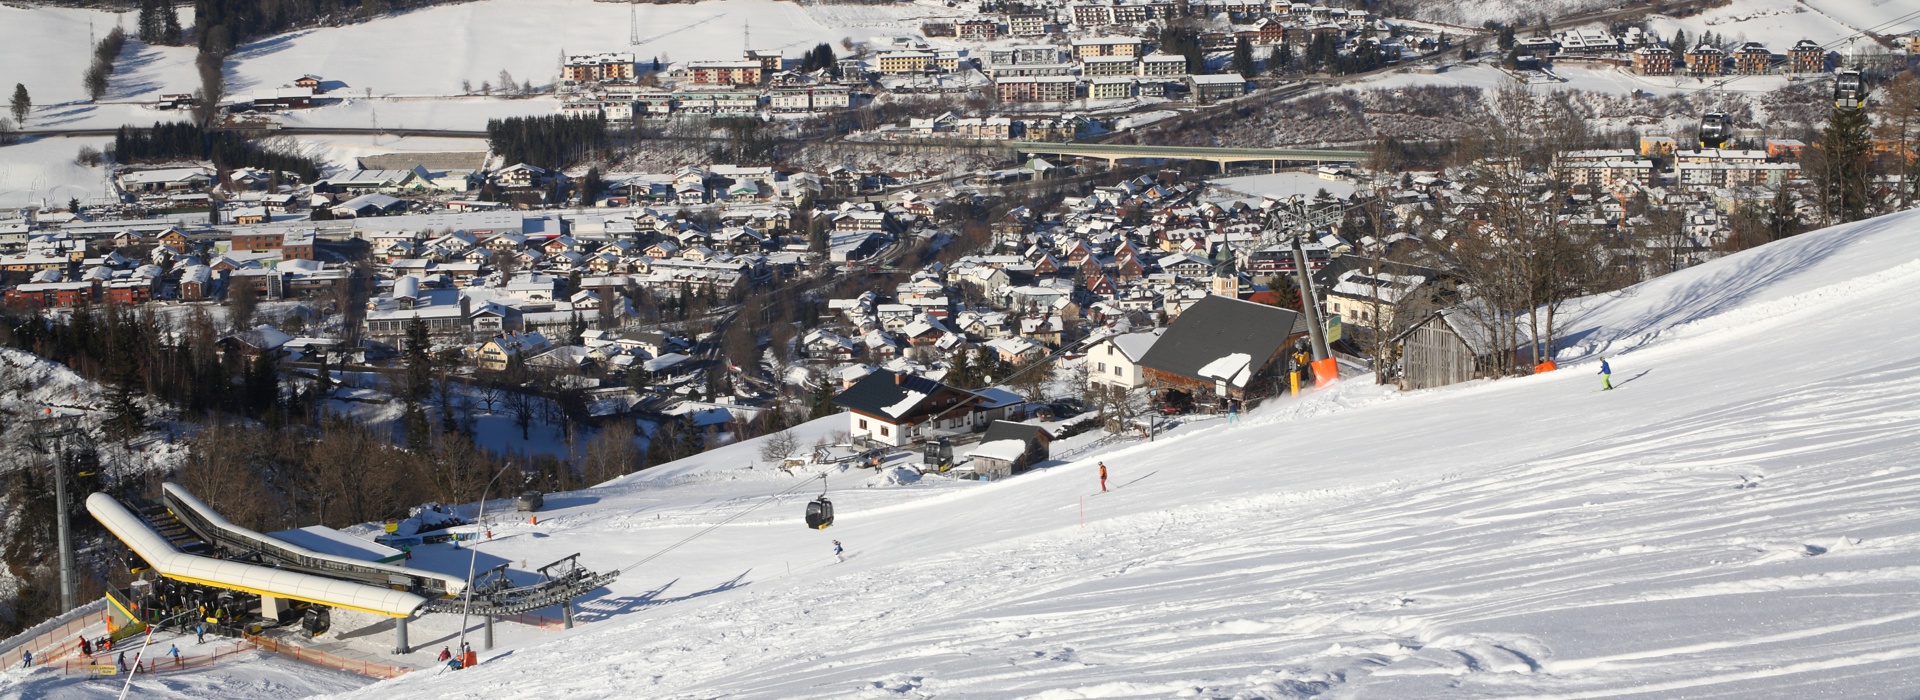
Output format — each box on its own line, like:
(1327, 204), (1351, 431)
(30, 410), (86, 614)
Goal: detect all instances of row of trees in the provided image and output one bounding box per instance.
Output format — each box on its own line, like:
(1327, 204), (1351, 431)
(137, 0), (184, 46)
(84, 28), (129, 102)
(111, 121), (323, 180)
(192, 0), (457, 52)
(486, 114), (611, 170)
(798, 42), (841, 76)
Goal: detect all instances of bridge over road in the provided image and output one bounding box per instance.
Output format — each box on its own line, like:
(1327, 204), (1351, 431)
(1006, 141), (1370, 168)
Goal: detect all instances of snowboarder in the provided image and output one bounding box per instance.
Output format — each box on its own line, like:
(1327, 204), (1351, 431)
(116, 651), (125, 673)
(1098, 462), (1108, 492)
(833, 540), (844, 562)
(19, 649), (30, 668)
(1598, 357), (1613, 391)
(168, 644), (180, 666)
(438, 647), (451, 663)
(195, 624), (204, 645)
(78, 637), (91, 656)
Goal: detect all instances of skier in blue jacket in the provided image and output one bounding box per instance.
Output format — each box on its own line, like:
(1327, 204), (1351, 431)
(1598, 357), (1613, 391)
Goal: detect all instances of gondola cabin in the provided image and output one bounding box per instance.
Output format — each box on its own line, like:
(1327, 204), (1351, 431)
(1835, 71), (1866, 111)
(301, 606), (330, 636)
(1698, 112), (1733, 149)
(805, 497), (834, 529)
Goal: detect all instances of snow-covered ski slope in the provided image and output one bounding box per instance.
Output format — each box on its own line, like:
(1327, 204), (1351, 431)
(291, 209), (1920, 699)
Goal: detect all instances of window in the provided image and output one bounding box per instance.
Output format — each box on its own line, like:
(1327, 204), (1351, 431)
(1097, 362), (1107, 372)
(1107, 345), (1115, 356)
(859, 419), (868, 429)
(1114, 365), (1124, 376)
(880, 426), (890, 437)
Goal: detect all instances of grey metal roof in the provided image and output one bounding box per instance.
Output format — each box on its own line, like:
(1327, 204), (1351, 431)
(1137, 295), (1302, 383)
(979, 420), (1051, 445)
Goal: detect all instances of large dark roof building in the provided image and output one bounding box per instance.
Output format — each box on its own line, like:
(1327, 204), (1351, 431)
(1137, 295), (1306, 398)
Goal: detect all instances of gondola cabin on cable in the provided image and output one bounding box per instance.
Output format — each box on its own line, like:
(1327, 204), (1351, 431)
(805, 497), (834, 529)
(805, 472), (835, 529)
(1698, 112), (1733, 149)
(1835, 70), (1867, 111)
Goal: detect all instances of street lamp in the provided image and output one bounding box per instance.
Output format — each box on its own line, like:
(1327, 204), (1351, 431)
(454, 462), (519, 661)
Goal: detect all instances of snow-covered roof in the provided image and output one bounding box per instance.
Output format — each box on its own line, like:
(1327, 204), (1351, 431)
(968, 439), (1028, 462)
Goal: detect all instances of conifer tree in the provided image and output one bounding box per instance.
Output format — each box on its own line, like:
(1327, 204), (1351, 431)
(10, 84), (30, 126)
(1814, 106), (1873, 226)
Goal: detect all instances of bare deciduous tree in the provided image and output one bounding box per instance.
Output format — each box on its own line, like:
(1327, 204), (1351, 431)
(758, 428), (801, 466)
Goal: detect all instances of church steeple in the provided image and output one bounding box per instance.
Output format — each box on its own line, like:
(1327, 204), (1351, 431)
(1210, 243), (1238, 298)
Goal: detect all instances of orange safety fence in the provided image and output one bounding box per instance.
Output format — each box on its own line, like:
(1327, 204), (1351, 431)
(242, 633), (415, 679)
(497, 612), (571, 632)
(5, 609), (111, 666)
(53, 640), (258, 676)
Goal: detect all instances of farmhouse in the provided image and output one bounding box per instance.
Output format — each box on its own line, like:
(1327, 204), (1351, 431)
(832, 370), (987, 447)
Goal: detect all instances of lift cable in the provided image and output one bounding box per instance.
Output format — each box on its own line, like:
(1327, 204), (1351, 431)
(618, 472), (826, 575)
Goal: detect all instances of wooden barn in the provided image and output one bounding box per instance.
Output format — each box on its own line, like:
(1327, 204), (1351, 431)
(1390, 307), (1500, 391)
(965, 421), (1053, 479)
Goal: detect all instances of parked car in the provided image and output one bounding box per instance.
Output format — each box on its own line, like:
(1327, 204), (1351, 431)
(516, 491), (544, 512)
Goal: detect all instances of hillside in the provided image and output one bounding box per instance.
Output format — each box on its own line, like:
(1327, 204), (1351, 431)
(2, 205), (1917, 699)
(111, 206), (1902, 699)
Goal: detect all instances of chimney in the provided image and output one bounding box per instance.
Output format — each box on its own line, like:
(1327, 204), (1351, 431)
(894, 371), (905, 385)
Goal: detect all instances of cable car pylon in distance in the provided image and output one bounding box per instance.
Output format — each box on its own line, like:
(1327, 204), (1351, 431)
(805, 473), (834, 529)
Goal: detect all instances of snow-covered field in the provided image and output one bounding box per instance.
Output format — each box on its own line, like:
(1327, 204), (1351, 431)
(225, 0), (902, 98)
(1210, 171), (1357, 201)
(0, 136), (113, 208)
(282, 134), (491, 173)
(1800, 0), (1920, 37)
(36, 203), (1894, 698)
(1643, 0), (1868, 51)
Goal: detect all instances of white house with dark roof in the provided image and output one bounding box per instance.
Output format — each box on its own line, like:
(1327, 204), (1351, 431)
(831, 369), (988, 447)
(1086, 327), (1165, 389)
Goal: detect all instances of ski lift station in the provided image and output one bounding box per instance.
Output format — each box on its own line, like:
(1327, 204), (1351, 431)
(87, 483), (618, 657)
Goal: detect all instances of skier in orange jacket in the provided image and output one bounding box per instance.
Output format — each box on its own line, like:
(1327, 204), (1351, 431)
(1098, 462), (1108, 492)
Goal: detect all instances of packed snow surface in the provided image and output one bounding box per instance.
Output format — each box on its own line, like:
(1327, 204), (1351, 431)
(1211, 171), (1358, 201)
(246, 207), (1920, 698)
